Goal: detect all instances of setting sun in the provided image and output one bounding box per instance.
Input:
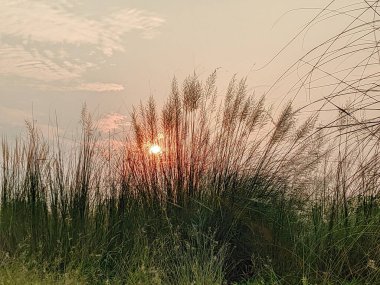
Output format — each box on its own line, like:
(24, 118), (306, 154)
(149, 144), (162, 155)
(1, 1), (377, 283)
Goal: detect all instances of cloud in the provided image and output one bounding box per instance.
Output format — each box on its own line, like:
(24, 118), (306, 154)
(0, 0), (165, 82)
(98, 113), (130, 133)
(1, 0), (164, 55)
(0, 105), (67, 140)
(0, 106), (32, 122)
(0, 44), (88, 81)
(2, 80), (124, 93)
(104, 9), (165, 43)
(77, 82), (125, 92)
(0, 105), (33, 136)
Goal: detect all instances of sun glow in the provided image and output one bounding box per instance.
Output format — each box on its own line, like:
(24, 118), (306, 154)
(149, 144), (162, 155)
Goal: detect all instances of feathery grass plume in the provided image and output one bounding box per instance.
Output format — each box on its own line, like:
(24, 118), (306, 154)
(121, 72), (328, 282)
(127, 72), (320, 206)
(1, 66), (378, 283)
(264, 1), (380, 282)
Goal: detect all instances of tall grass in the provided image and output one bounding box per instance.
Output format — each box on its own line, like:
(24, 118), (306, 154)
(1, 72), (379, 284)
(1, 1), (380, 284)
(268, 0), (380, 283)
(126, 72), (320, 204)
(0, 73), (327, 284)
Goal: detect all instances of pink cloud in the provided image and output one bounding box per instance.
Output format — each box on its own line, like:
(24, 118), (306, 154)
(98, 113), (130, 133)
(1, 1), (165, 56)
(0, 0), (165, 81)
(77, 82), (125, 92)
(0, 44), (87, 81)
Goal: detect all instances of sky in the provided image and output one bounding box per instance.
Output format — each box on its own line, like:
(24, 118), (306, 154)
(1, 0), (344, 138)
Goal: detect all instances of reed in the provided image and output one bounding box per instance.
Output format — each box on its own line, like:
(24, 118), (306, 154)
(1, 1), (380, 283)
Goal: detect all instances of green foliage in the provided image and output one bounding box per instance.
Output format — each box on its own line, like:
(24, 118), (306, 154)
(0, 72), (379, 284)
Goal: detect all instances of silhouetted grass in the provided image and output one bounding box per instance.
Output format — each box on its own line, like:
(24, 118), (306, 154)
(1, 72), (378, 284)
(1, 1), (380, 283)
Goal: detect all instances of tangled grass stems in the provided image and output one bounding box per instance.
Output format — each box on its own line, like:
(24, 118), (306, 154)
(0, 73), (329, 284)
(1, 1), (380, 283)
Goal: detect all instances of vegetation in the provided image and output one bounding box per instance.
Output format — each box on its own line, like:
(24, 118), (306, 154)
(1, 72), (379, 284)
(1, 1), (380, 284)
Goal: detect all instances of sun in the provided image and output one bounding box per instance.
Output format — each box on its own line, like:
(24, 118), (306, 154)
(149, 144), (162, 155)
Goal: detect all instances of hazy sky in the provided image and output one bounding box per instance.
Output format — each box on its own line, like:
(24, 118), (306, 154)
(1, 0), (338, 137)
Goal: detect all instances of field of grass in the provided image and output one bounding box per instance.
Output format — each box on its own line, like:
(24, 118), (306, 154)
(1, 1), (380, 284)
(0, 72), (379, 284)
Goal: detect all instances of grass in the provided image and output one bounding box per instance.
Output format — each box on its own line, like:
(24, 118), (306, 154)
(0, 73), (379, 284)
(1, 1), (380, 284)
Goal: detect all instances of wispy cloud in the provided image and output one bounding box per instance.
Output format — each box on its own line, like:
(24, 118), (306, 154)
(0, 0), (165, 83)
(98, 113), (130, 133)
(0, 106), (32, 123)
(0, 44), (88, 81)
(77, 82), (125, 92)
(7, 80), (125, 93)
(0, 105), (34, 136)
(0, 105), (66, 139)
(1, 0), (165, 55)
